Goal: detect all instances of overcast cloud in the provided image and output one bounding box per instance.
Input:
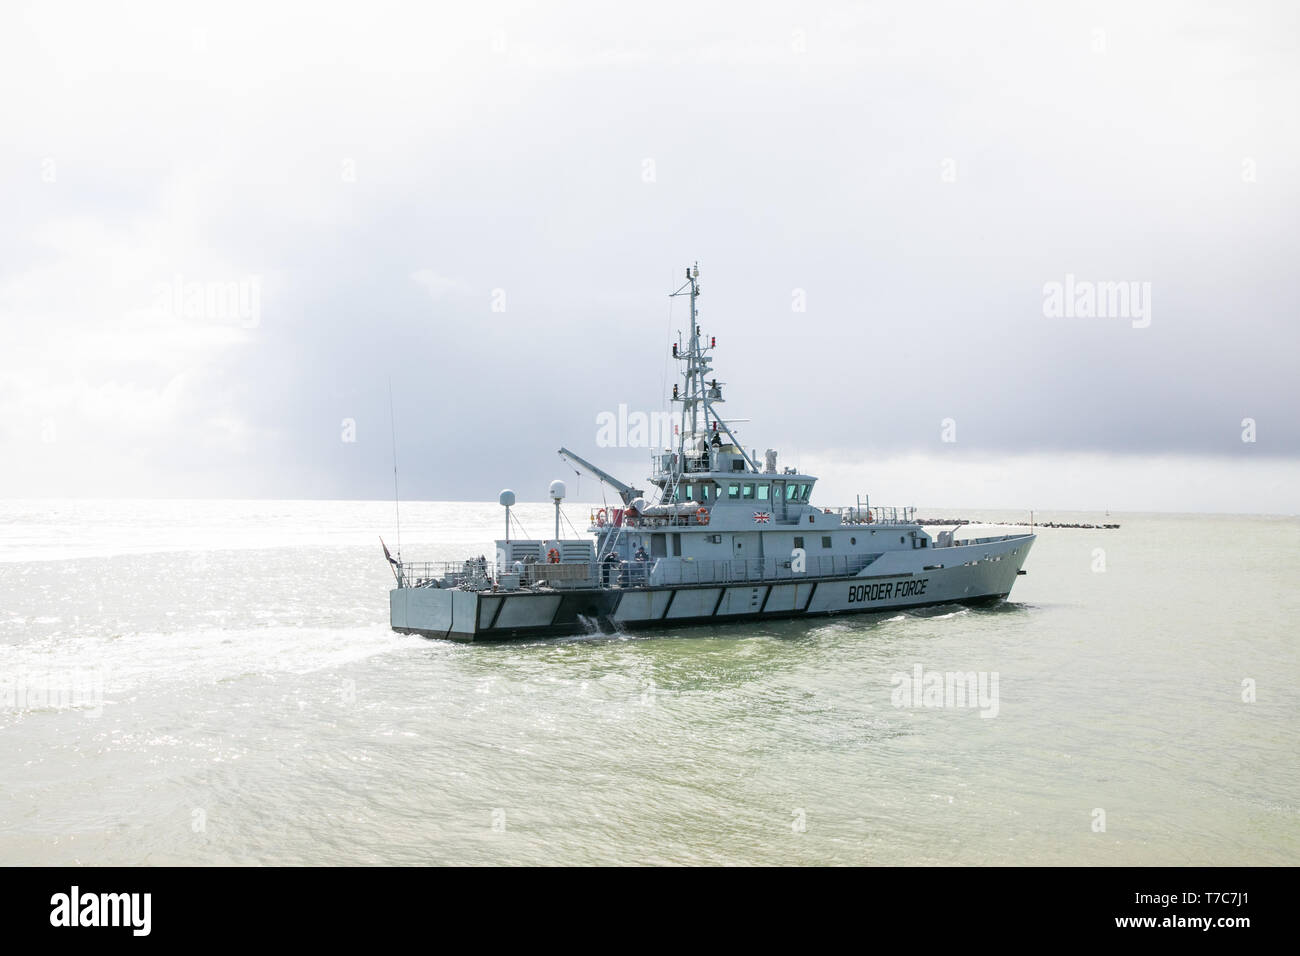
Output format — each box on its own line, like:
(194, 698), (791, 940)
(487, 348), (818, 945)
(1, 1), (1297, 512)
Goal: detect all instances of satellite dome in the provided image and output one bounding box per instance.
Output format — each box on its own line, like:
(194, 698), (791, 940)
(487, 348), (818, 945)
(499, 489), (516, 507)
(549, 479), (566, 500)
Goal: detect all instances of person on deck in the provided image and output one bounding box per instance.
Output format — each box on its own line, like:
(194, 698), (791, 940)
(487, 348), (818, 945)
(602, 550), (620, 587)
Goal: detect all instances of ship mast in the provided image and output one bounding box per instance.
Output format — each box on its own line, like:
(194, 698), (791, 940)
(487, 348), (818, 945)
(669, 264), (758, 477)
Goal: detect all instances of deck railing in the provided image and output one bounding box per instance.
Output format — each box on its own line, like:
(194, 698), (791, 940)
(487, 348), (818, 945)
(819, 505), (917, 525)
(649, 553), (877, 586)
(397, 551), (880, 591)
(587, 509), (714, 531)
(397, 559), (597, 590)
(586, 504), (920, 531)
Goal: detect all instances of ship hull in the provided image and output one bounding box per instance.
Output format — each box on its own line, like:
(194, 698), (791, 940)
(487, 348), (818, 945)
(391, 535), (1033, 642)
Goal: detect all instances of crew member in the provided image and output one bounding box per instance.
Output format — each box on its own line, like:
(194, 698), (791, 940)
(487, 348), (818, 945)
(602, 550), (620, 587)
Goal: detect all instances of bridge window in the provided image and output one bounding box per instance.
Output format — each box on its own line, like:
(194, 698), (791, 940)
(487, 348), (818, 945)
(757, 484), (770, 501)
(728, 483), (740, 499)
(742, 483), (755, 499)
(799, 484), (811, 500)
(786, 484), (799, 501)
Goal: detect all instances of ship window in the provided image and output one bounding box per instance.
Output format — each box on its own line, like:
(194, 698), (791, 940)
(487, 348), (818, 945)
(671, 533), (681, 556)
(850, 537), (856, 545)
(650, 534), (666, 558)
(794, 536), (804, 549)
(684, 484), (694, 500)
(786, 484), (799, 501)
(742, 483), (755, 499)
(728, 483), (740, 499)
(757, 485), (770, 501)
(701, 483), (712, 500)
(821, 536), (832, 548)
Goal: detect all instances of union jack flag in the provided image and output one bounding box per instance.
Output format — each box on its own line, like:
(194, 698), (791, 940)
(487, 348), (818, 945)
(753, 512), (770, 523)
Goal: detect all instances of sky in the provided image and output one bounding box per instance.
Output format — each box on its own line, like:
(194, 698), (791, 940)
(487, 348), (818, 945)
(1, 0), (1297, 513)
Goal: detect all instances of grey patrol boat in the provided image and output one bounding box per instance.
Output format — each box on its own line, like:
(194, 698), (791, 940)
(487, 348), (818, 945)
(389, 264), (1034, 642)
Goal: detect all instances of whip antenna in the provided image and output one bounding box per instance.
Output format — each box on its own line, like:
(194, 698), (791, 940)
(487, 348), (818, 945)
(388, 377), (401, 561)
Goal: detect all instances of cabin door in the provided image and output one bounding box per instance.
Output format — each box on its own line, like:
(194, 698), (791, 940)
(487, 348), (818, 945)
(772, 481), (787, 520)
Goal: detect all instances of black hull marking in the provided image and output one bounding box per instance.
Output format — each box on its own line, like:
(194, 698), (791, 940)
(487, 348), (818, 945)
(395, 592), (1013, 643)
(661, 588), (677, 620)
(803, 581), (818, 612)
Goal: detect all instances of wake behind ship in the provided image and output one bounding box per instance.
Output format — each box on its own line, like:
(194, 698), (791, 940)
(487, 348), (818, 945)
(388, 264), (1034, 641)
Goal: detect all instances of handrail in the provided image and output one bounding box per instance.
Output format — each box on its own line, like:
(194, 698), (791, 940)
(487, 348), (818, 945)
(649, 553), (877, 586)
(818, 505), (918, 525)
(590, 504), (919, 531)
(396, 551), (882, 591)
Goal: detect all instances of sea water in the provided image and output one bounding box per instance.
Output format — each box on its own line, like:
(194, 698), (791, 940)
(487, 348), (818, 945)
(1, 499), (1296, 865)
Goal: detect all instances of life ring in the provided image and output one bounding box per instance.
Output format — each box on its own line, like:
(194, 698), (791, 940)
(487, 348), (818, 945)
(696, 507), (710, 526)
(547, 548), (560, 563)
(596, 508), (607, 527)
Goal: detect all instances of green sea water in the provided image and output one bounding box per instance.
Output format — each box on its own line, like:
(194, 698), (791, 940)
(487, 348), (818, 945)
(1, 500), (1296, 864)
